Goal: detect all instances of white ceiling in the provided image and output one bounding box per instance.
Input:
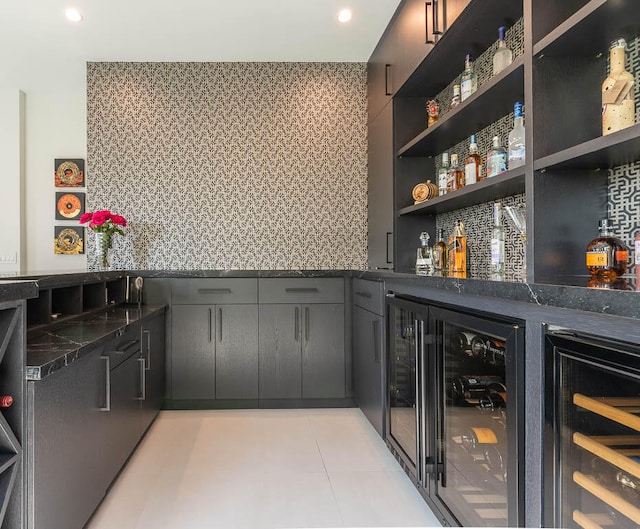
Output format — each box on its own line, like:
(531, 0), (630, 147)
(1, 0), (401, 64)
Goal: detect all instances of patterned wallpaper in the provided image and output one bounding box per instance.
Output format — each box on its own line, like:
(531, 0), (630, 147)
(86, 62), (368, 270)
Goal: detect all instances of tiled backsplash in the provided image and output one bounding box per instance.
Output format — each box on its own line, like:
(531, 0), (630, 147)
(87, 62), (368, 270)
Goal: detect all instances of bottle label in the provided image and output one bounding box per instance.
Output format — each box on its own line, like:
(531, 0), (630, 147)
(586, 251), (609, 267)
(635, 239), (640, 262)
(487, 152), (507, 177)
(509, 147), (525, 165)
(491, 239), (504, 265)
(470, 427), (498, 444)
(460, 79), (473, 101)
(465, 162), (477, 185)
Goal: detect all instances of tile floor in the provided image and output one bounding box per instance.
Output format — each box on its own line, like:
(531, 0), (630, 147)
(86, 408), (443, 529)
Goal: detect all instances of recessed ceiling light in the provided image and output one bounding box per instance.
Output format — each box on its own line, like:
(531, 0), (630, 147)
(338, 9), (352, 23)
(65, 7), (83, 23)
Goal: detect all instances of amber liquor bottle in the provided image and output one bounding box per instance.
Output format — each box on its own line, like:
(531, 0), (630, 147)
(586, 219), (629, 279)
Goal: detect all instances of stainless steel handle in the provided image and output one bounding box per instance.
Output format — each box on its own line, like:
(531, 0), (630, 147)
(305, 307), (310, 342)
(384, 64), (392, 95)
(425, 2), (435, 44)
(218, 307), (223, 342)
(198, 288), (232, 294)
(419, 320), (428, 488)
(414, 320), (421, 483)
(294, 307), (299, 342)
(285, 288), (319, 293)
(386, 232), (393, 264)
(100, 356), (110, 411)
(373, 319), (381, 363)
(143, 329), (151, 371)
(355, 291), (372, 299)
(208, 308), (212, 342)
(138, 357), (146, 400)
(437, 326), (446, 487)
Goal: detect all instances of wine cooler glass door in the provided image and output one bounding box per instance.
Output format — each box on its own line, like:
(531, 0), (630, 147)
(431, 307), (523, 528)
(546, 332), (640, 529)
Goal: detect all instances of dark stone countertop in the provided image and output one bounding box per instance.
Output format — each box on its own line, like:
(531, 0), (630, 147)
(26, 304), (165, 381)
(0, 280), (38, 305)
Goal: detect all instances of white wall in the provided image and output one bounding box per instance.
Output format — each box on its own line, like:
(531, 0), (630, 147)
(3, 57), (88, 272)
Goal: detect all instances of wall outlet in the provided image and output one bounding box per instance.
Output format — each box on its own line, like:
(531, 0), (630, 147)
(0, 253), (17, 264)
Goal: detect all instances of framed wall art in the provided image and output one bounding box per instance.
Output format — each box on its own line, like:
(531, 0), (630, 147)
(54, 226), (84, 255)
(55, 192), (85, 220)
(54, 159), (84, 187)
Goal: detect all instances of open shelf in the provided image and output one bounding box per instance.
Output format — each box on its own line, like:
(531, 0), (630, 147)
(398, 0), (523, 97)
(398, 57), (525, 157)
(398, 167), (526, 216)
(82, 282), (106, 311)
(533, 0), (640, 57)
(534, 123), (640, 171)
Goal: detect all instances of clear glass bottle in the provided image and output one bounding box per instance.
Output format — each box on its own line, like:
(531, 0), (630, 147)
(460, 54), (478, 102)
(416, 232), (433, 275)
(432, 227), (448, 273)
(449, 84), (461, 110)
(446, 154), (464, 193)
(602, 38), (635, 136)
(490, 202), (505, 279)
(448, 220), (467, 277)
(438, 153), (450, 196)
(585, 219), (629, 279)
(635, 231), (640, 286)
(464, 134), (483, 185)
(508, 102), (525, 169)
(486, 135), (507, 177)
(492, 26), (513, 76)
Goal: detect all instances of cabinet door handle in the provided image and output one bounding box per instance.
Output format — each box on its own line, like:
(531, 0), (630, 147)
(355, 291), (372, 299)
(285, 288), (319, 294)
(373, 319), (380, 363)
(414, 320), (421, 483)
(432, 0), (443, 35)
(425, 2), (435, 44)
(294, 307), (299, 342)
(198, 288), (232, 295)
(138, 357), (146, 401)
(305, 307), (310, 342)
(218, 308), (223, 342)
(208, 308), (212, 342)
(143, 329), (151, 371)
(386, 232), (393, 264)
(100, 356), (110, 412)
(384, 64), (392, 95)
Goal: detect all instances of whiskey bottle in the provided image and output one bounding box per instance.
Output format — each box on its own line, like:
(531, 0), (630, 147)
(448, 220), (467, 277)
(446, 154), (464, 193)
(464, 135), (483, 185)
(602, 38), (635, 136)
(449, 84), (461, 110)
(586, 219), (629, 279)
(486, 135), (507, 178)
(492, 26), (513, 76)
(432, 228), (448, 273)
(460, 54), (478, 102)
(508, 102), (525, 169)
(415, 232), (433, 275)
(438, 153), (450, 196)
(490, 202), (505, 279)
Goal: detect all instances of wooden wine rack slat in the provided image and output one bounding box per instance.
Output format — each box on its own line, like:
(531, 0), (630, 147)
(590, 435), (640, 446)
(573, 432), (640, 480)
(573, 393), (640, 432)
(573, 509), (605, 529)
(573, 471), (640, 526)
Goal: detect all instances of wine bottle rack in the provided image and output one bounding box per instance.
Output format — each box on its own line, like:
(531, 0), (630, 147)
(573, 393), (640, 432)
(572, 509), (607, 529)
(573, 471), (640, 526)
(573, 432), (640, 481)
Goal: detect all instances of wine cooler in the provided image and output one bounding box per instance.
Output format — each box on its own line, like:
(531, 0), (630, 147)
(545, 330), (640, 529)
(386, 294), (525, 527)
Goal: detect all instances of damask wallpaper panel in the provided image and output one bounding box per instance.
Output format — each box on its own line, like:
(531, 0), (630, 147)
(87, 62), (368, 270)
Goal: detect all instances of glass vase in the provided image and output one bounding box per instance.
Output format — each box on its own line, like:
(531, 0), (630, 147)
(95, 232), (113, 270)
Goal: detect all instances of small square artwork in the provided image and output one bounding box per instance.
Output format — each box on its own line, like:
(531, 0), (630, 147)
(54, 226), (84, 255)
(55, 192), (85, 220)
(54, 159), (84, 187)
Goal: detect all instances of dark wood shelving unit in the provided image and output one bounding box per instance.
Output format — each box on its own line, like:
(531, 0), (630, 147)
(533, 0), (640, 57)
(398, 57), (525, 157)
(534, 123), (640, 171)
(398, 0), (523, 97)
(399, 167), (526, 216)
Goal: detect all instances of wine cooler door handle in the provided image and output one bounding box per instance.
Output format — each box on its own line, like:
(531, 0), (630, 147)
(100, 355), (110, 412)
(414, 320), (422, 484)
(419, 320), (428, 488)
(437, 325), (447, 488)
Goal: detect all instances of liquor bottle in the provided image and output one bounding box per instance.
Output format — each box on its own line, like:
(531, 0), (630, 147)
(602, 38), (635, 136)
(460, 54), (478, 102)
(449, 84), (461, 110)
(415, 232), (433, 275)
(446, 154), (464, 193)
(427, 99), (440, 128)
(492, 26), (513, 76)
(432, 227), (448, 273)
(490, 202), (505, 279)
(635, 231), (640, 287)
(508, 102), (526, 169)
(464, 135), (483, 185)
(448, 220), (467, 276)
(486, 135), (507, 178)
(616, 470), (640, 503)
(438, 153), (450, 196)
(585, 219), (629, 279)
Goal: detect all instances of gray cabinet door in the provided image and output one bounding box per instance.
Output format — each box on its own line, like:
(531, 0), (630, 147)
(368, 102), (394, 269)
(215, 304), (259, 399)
(302, 304), (345, 399)
(353, 306), (385, 436)
(171, 305), (215, 399)
(29, 348), (109, 529)
(140, 313), (166, 433)
(259, 304), (301, 399)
